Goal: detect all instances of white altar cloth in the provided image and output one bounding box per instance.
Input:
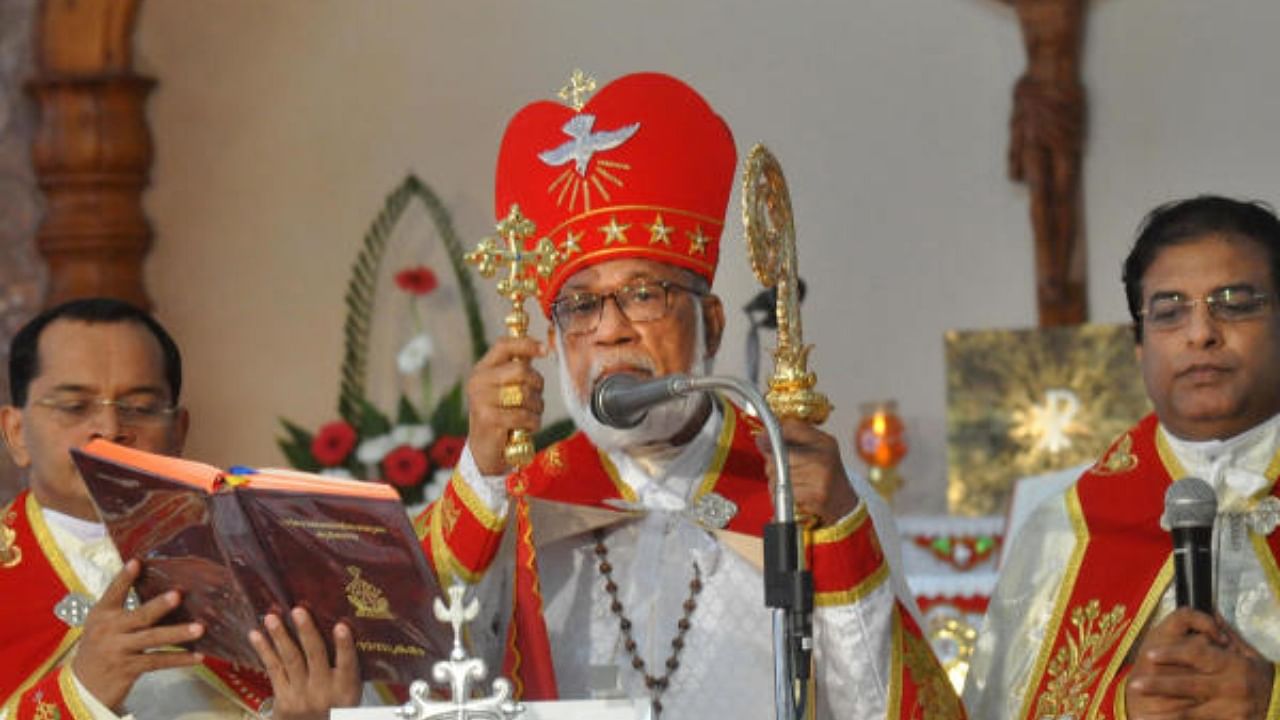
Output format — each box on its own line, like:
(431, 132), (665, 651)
(332, 698), (648, 720)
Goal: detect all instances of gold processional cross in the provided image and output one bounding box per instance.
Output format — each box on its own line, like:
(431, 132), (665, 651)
(466, 205), (561, 468)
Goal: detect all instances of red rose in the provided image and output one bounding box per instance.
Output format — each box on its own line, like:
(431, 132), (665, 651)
(395, 266), (438, 295)
(383, 445), (429, 487)
(428, 435), (466, 469)
(311, 421), (357, 466)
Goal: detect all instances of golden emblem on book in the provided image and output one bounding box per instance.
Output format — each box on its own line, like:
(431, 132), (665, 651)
(345, 565), (394, 620)
(1, 509), (21, 569)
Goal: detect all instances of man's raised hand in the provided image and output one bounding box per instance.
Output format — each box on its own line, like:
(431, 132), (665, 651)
(465, 336), (548, 475)
(71, 559), (205, 711)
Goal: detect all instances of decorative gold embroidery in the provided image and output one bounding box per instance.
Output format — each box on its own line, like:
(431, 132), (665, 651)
(903, 621), (967, 719)
(344, 566), (394, 620)
(600, 216), (630, 245)
(540, 444), (565, 476)
(1092, 433), (1138, 475)
(687, 225), (709, 256)
(1, 508), (21, 569)
(557, 69), (597, 111)
(561, 230), (583, 257)
(440, 495), (461, 535)
(508, 473), (529, 496)
(33, 691), (61, 720)
(648, 213), (673, 246)
(1035, 600), (1131, 720)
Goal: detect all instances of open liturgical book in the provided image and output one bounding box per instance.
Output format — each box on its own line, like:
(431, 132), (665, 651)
(72, 439), (450, 684)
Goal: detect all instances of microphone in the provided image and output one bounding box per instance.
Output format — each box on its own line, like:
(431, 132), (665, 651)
(1163, 477), (1217, 614)
(590, 373), (694, 429)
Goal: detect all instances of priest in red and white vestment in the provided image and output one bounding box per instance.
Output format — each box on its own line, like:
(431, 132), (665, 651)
(1, 299), (366, 720)
(964, 196), (1280, 719)
(414, 72), (961, 719)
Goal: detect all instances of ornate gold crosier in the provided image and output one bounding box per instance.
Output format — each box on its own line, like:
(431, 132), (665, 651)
(741, 144), (832, 425)
(465, 205), (561, 468)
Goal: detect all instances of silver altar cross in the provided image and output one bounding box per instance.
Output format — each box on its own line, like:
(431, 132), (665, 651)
(395, 583), (525, 720)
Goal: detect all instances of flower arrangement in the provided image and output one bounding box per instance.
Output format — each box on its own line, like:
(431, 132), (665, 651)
(278, 174), (572, 506)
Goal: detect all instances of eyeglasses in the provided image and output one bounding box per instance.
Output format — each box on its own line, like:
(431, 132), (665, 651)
(33, 395), (179, 428)
(550, 280), (705, 336)
(1139, 286), (1272, 331)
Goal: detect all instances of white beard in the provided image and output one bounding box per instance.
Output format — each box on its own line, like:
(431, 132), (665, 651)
(556, 310), (711, 455)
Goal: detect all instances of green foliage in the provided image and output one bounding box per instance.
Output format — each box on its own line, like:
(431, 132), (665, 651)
(276, 419), (321, 473)
(430, 381), (468, 437)
(276, 172), (576, 505)
(338, 174), (488, 425)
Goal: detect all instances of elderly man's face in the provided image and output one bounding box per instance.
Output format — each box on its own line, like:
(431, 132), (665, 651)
(551, 258), (725, 407)
(1136, 235), (1280, 441)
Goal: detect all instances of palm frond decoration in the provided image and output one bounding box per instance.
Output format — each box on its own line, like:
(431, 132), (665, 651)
(339, 174), (488, 423)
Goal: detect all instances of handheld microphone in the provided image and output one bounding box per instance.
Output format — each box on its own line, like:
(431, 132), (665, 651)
(1163, 477), (1217, 614)
(590, 373), (694, 429)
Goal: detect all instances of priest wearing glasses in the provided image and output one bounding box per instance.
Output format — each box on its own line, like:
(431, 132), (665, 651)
(414, 71), (960, 719)
(965, 196), (1280, 719)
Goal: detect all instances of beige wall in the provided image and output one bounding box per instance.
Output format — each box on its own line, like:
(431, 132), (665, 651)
(134, 0), (1280, 514)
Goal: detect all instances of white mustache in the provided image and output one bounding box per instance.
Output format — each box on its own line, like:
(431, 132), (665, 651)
(588, 353), (658, 394)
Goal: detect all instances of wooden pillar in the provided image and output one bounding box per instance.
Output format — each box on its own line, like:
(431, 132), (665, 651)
(28, 0), (154, 310)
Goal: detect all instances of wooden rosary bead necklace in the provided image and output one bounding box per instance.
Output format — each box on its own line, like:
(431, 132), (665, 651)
(592, 528), (703, 719)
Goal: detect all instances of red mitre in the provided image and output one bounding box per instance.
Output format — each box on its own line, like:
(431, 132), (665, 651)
(495, 72), (737, 317)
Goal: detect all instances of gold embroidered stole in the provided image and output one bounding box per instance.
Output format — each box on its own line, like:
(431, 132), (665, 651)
(511, 397), (772, 534)
(1, 491), (85, 709)
(496, 399), (770, 700)
(1020, 413), (1280, 719)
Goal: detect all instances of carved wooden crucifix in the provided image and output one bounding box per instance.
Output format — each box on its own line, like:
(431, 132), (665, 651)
(1001, 0), (1088, 326)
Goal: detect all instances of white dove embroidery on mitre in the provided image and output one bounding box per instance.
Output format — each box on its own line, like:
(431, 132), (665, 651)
(538, 114), (640, 176)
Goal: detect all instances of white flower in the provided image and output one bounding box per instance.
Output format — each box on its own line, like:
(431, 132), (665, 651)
(392, 424), (434, 449)
(320, 467), (354, 479)
(397, 333), (435, 375)
(356, 434), (396, 464)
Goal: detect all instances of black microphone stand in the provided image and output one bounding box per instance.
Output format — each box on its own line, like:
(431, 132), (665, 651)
(670, 375), (812, 720)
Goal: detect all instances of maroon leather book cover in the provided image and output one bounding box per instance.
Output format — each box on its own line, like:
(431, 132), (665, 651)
(73, 442), (450, 684)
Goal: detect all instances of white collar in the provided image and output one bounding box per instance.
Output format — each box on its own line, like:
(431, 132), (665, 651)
(1159, 412), (1280, 509)
(41, 506), (108, 542)
(607, 400), (724, 511)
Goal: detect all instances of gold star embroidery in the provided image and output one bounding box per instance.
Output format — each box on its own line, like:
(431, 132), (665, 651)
(648, 213), (673, 246)
(600, 216), (631, 245)
(561, 230), (583, 257)
(687, 225), (709, 256)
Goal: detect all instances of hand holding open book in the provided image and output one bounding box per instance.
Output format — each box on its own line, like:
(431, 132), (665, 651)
(73, 439), (450, 685)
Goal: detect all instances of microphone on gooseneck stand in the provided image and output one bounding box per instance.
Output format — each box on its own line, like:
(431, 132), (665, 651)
(1163, 477), (1218, 614)
(590, 373), (695, 429)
